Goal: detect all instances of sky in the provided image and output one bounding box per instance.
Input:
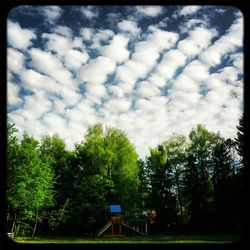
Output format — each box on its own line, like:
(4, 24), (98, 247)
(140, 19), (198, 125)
(7, 5), (243, 159)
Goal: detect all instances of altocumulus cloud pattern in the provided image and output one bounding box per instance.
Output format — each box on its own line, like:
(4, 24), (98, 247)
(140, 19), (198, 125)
(7, 5), (243, 158)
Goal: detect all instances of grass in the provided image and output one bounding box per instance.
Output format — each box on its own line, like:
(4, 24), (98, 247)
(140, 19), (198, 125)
(13, 234), (242, 244)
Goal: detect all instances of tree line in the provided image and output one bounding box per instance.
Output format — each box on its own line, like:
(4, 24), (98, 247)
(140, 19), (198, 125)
(6, 116), (244, 236)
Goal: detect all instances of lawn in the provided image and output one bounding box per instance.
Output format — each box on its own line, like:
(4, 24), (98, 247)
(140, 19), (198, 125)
(13, 234), (241, 244)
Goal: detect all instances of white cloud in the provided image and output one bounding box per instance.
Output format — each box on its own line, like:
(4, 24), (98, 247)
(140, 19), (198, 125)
(22, 92), (52, 119)
(172, 74), (199, 93)
(42, 33), (72, 55)
(73, 37), (84, 49)
(29, 48), (74, 86)
(66, 100), (95, 124)
(7, 20), (36, 49)
(135, 98), (155, 112)
(42, 112), (67, 135)
(183, 60), (210, 82)
(216, 66), (239, 83)
(117, 20), (141, 35)
(8, 81), (23, 106)
(135, 81), (161, 99)
(7, 6), (243, 159)
(115, 28), (179, 94)
(115, 60), (148, 89)
(53, 98), (66, 115)
(156, 49), (187, 81)
(179, 18), (207, 33)
(85, 83), (107, 103)
(178, 27), (217, 57)
(80, 6), (99, 19)
(80, 27), (94, 41)
(199, 16), (243, 66)
(8, 48), (25, 73)
(149, 96), (168, 107)
(158, 17), (169, 28)
(64, 49), (89, 70)
(100, 34), (130, 63)
(42, 6), (63, 23)
(132, 29), (179, 68)
(20, 69), (59, 95)
(79, 56), (116, 84)
(154, 27), (216, 83)
(103, 98), (131, 114)
(60, 85), (82, 106)
(91, 29), (114, 50)
(52, 25), (73, 37)
(179, 6), (201, 16)
(230, 53), (243, 74)
(8, 109), (47, 140)
(148, 74), (166, 88)
(109, 85), (124, 98)
(136, 6), (163, 17)
(169, 90), (201, 108)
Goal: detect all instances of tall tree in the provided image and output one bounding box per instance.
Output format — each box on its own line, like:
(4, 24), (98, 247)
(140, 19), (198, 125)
(104, 126), (139, 214)
(235, 114), (244, 158)
(163, 134), (188, 222)
(147, 145), (177, 230)
(210, 137), (239, 231)
(39, 134), (72, 235)
(233, 114), (244, 232)
(7, 126), (55, 236)
(7, 124), (21, 234)
(39, 134), (73, 203)
(137, 159), (150, 210)
(69, 124), (139, 233)
(183, 124), (218, 232)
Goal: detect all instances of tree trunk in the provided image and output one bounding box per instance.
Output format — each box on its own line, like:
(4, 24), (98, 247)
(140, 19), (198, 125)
(104, 206), (108, 222)
(11, 212), (17, 234)
(109, 165), (112, 179)
(15, 224), (20, 237)
(32, 212), (39, 237)
(175, 167), (183, 217)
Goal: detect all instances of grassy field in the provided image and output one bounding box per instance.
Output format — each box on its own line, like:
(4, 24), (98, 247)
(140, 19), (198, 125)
(13, 234), (241, 244)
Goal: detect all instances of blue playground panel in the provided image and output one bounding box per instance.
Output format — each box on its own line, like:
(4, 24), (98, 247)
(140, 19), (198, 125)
(109, 205), (121, 213)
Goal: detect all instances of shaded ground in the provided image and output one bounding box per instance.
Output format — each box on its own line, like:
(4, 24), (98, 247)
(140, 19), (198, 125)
(12, 234), (242, 244)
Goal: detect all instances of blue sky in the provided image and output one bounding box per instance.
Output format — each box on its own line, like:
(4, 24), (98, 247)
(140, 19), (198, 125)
(7, 5), (243, 158)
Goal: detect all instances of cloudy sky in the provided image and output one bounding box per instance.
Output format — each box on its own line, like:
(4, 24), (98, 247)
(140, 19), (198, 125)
(7, 5), (243, 158)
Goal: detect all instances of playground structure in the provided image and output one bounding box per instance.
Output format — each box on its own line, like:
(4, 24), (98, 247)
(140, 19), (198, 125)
(97, 205), (148, 237)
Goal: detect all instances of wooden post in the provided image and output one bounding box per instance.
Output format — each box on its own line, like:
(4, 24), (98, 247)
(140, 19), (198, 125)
(145, 222), (148, 235)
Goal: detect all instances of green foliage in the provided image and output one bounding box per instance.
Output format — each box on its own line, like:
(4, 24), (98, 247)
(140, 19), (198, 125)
(6, 122), (244, 236)
(162, 134), (188, 218)
(146, 145), (177, 228)
(66, 124), (140, 233)
(137, 159), (150, 210)
(7, 124), (55, 236)
(48, 199), (70, 233)
(183, 125), (219, 230)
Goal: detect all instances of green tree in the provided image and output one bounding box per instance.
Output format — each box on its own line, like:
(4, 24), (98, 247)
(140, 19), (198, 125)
(69, 124), (139, 233)
(7, 123), (21, 234)
(162, 134), (188, 222)
(210, 137), (239, 231)
(183, 124), (218, 231)
(147, 145), (177, 230)
(39, 134), (72, 235)
(137, 159), (150, 210)
(7, 125), (55, 236)
(104, 127), (139, 214)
